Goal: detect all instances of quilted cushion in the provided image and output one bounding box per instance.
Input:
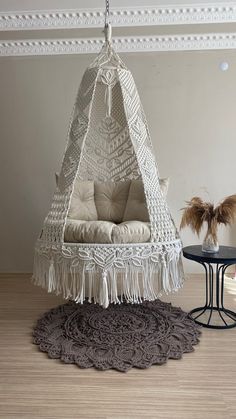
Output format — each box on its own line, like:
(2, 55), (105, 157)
(112, 221), (150, 244)
(64, 220), (151, 244)
(122, 180), (149, 222)
(64, 220), (114, 244)
(68, 180), (98, 221)
(123, 178), (169, 222)
(94, 181), (131, 223)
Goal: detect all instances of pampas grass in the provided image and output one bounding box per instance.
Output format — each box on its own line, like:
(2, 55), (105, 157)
(180, 195), (236, 245)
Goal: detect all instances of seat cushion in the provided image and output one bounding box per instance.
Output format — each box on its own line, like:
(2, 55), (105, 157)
(112, 221), (151, 244)
(123, 178), (169, 222)
(64, 220), (114, 244)
(68, 180), (98, 221)
(94, 181), (131, 223)
(64, 220), (151, 244)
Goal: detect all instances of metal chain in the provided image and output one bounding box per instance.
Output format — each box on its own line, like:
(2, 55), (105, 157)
(105, 0), (110, 27)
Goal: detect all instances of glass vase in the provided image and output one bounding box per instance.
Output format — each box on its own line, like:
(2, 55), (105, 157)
(202, 224), (219, 253)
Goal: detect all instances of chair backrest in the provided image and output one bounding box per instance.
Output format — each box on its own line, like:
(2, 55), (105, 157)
(67, 178), (169, 223)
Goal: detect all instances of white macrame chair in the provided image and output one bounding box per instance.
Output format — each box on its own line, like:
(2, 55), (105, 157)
(33, 23), (184, 308)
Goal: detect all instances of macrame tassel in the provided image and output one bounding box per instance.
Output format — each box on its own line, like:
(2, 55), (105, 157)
(87, 271), (93, 303)
(48, 258), (56, 292)
(100, 270), (109, 309)
(162, 256), (171, 293)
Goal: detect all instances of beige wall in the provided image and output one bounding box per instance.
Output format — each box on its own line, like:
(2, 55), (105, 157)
(0, 49), (236, 273)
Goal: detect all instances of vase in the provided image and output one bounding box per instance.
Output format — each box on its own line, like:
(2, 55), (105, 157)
(202, 222), (219, 253)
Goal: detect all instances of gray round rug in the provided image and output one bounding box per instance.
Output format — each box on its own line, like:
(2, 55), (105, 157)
(33, 300), (201, 372)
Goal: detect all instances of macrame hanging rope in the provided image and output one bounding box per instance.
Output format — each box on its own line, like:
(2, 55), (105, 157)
(103, 0), (113, 116)
(104, 0), (112, 44)
(105, 0), (110, 28)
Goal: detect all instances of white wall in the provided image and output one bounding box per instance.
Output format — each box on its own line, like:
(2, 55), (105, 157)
(0, 49), (236, 273)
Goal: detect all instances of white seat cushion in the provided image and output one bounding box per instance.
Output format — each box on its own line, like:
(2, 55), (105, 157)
(64, 219), (151, 244)
(64, 220), (114, 244)
(68, 181), (98, 221)
(94, 181), (131, 223)
(112, 221), (150, 244)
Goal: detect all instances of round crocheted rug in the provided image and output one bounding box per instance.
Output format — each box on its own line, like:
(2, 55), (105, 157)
(33, 300), (201, 372)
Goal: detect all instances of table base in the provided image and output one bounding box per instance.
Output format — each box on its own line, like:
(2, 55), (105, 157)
(189, 306), (236, 329)
(189, 262), (236, 329)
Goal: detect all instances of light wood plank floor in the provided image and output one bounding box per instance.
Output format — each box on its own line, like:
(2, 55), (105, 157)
(0, 273), (236, 419)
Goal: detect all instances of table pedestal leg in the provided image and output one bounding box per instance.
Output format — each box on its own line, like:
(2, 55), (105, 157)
(189, 262), (236, 329)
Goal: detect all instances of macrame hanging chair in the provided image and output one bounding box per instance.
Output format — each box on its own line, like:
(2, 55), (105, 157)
(33, 10), (184, 308)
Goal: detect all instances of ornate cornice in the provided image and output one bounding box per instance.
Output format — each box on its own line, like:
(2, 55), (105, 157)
(1, 33), (236, 56)
(0, 3), (236, 30)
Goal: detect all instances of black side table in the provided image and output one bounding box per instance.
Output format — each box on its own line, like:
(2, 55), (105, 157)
(183, 245), (236, 329)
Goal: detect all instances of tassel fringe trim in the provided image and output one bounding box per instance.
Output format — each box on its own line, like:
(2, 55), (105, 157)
(32, 241), (184, 309)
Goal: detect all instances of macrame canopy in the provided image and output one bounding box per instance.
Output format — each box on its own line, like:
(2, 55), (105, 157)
(33, 2), (184, 308)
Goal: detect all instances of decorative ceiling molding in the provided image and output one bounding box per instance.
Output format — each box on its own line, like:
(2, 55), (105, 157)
(1, 33), (236, 56)
(0, 3), (236, 31)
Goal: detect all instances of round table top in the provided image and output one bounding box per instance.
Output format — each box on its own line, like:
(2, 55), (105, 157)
(183, 245), (236, 264)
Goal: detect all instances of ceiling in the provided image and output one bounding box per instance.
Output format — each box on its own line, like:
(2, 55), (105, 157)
(0, 0), (234, 12)
(0, 1), (236, 56)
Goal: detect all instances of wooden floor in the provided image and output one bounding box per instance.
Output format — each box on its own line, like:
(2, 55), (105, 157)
(0, 274), (236, 419)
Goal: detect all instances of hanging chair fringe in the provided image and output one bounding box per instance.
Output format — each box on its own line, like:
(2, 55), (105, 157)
(32, 241), (184, 309)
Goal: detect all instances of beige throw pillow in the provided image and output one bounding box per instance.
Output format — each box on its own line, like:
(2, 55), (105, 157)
(123, 178), (169, 222)
(94, 181), (131, 223)
(123, 180), (149, 222)
(68, 180), (98, 221)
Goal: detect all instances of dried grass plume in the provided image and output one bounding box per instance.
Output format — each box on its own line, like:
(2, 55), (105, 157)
(180, 194), (236, 243)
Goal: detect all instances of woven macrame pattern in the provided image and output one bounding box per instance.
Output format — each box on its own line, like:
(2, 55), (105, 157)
(33, 42), (184, 307)
(41, 68), (99, 244)
(33, 300), (201, 372)
(78, 78), (141, 182)
(34, 240), (184, 307)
